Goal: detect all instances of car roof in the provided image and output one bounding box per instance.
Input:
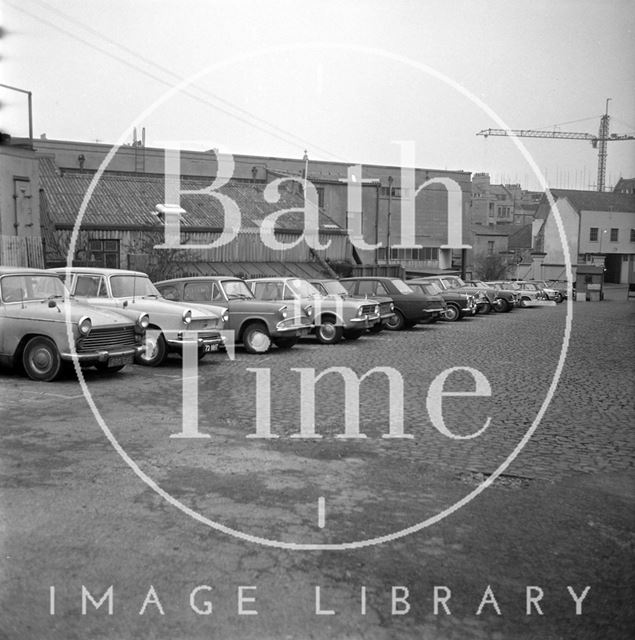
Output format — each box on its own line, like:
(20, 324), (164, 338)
(0, 266), (52, 276)
(246, 276), (304, 282)
(340, 276), (396, 281)
(155, 276), (244, 285)
(49, 266), (148, 277)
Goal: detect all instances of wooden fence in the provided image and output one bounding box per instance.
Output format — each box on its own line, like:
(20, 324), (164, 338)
(0, 235), (45, 268)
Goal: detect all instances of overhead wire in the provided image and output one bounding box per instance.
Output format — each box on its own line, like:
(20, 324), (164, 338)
(6, 0), (347, 162)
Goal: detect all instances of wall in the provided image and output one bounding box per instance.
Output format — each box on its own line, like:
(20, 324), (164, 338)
(541, 197), (579, 266)
(0, 145), (41, 237)
(579, 210), (635, 256)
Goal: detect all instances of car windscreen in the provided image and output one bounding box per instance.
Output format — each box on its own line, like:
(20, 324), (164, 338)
(321, 280), (349, 296)
(222, 280), (254, 299)
(287, 279), (321, 297)
(1, 274), (67, 302)
(110, 275), (159, 298)
(390, 279), (414, 295)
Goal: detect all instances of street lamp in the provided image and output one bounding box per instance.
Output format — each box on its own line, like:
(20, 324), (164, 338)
(0, 83), (33, 144)
(386, 176), (393, 264)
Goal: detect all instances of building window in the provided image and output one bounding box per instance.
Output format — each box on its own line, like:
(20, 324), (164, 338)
(487, 241), (495, 255)
(630, 229), (635, 242)
(88, 239), (120, 268)
(589, 227), (598, 242)
(610, 228), (619, 242)
(378, 247), (439, 261)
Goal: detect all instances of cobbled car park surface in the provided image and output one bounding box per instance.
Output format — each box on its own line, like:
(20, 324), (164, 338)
(1, 287), (633, 640)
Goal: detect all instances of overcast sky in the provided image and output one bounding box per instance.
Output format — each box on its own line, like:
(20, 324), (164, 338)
(2, 0), (634, 191)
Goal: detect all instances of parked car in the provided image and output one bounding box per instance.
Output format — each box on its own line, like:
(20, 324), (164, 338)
(308, 278), (395, 334)
(51, 267), (227, 366)
(247, 277), (380, 344)
(339, 276), (441, 330)
(544, 280), (569, 303)
(527, 280), (564, 303)
(406, 278), (477, 322)
(463, 279), (517, 313)
(416, 275), (496, 314)
(497, 281), (547, 307)
(485, 281), (522, 308)
(154, 276), (312, 353)
(1, 266), (146, 381)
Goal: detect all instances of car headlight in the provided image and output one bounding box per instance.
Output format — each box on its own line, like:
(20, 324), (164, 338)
(357, 307), (365, 317)
(374, 305), (380, 314)
(182, 309), (192, 325)
(221, 310), (229, 324)
(278, 305), (288, 319)
(304, 304), (313, 318)
(390, 302), (395, 311)
(137, 313), (149, 330)
(78, 316), (92, 336)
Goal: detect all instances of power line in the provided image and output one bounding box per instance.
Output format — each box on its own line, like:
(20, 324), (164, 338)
(6, 0), (347, 162)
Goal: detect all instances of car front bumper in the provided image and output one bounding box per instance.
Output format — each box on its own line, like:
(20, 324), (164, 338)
(60, 345), (143, 362)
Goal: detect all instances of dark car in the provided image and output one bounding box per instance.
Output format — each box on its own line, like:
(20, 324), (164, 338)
(464, 280), (517, 313)
(155, 276), (313, 353)
(413, 275), (497, 315)
(340, 277), (443, 330)
(309, 278), (396, 335)
(407, 278), (477, 322)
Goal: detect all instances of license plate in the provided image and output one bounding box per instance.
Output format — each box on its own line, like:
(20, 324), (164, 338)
(108, 354), (133, 367)
(203, 343), (219, 353)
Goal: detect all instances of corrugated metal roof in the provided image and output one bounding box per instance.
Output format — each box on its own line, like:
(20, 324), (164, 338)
(170, 261), (330, 280)
(39, 157), (343, 231)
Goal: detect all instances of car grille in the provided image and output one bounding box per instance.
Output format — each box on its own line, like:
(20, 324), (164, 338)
(191, 318), (220, 330)
(360, 304), (376, 315)
(379, 301), (392, 315)
(77, 326), (137, 353)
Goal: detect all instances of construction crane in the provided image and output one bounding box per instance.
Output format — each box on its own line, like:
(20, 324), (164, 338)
(477, 99), (635, 191)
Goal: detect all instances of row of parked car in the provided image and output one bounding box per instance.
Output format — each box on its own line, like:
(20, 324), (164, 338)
(0, 265), (563, 381)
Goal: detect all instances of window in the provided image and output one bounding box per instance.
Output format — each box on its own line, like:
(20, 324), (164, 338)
(184, 282), (214, 302)
(74, 274), (107, 297)
(357, 280), (378, 296)
(384, 247), (439, 261)
(88, 239), (120, 268)
(487, 241), (495, 255)
(589, 228), (598, 242)
(610, 228), (619, 242)
(631, 229), (635, 242)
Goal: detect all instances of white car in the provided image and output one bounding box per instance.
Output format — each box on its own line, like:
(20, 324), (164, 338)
(51, 267), (228, 366)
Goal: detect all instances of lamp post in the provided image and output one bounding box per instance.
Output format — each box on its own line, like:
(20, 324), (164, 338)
(386, 176), (393, 264)
(0, 83), (33, 144)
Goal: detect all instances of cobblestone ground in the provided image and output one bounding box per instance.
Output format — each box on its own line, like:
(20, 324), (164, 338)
(1, 288), (633, 639)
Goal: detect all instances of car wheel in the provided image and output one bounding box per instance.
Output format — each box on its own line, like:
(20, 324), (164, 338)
(520, 296), (530, 308)
(22, 336), (62, 381)
(478, 301), (492, 314)
(135, 330), (168, 366)
(315, 319), (344, 344)
(493, 298), (510, 313)
(242, 322), (272, 354)
(343, 329), (364, 340)
(554, 292), (563, 303)
(443, 305), (460, 322)
(385, 310), (406, 331)
(368, 322), (385, 334)
(274, 337), (298, 350)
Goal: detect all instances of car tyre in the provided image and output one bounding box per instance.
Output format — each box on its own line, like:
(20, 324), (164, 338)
(478, 301), (492, 314)
(136, 330), (168, 366)
(554, 292), (564, 303)
(385, 310), (406, 331)
(22, 336), (62, 381)
(315, 319), (344, 344)
(242, 322), (272, 354)
(443, 304), (461, 322)
(274, 337), (298, 350)
(493, 298), (510, 313)
(368, 322), (385, 334)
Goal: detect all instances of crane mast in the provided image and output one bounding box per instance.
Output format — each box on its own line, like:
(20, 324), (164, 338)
(477, 100), (635, 191)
